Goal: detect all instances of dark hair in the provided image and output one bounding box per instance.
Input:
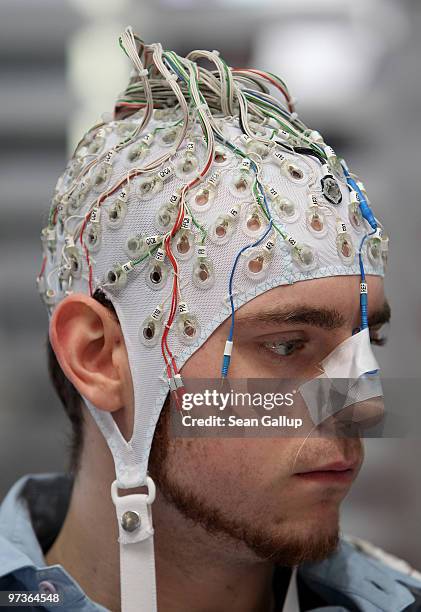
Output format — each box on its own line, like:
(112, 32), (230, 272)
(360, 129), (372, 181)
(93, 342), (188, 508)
(46, 289), (118, 473)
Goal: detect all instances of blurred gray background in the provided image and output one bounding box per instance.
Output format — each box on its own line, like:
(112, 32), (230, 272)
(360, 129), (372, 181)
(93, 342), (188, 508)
(1, 0), (420, 567)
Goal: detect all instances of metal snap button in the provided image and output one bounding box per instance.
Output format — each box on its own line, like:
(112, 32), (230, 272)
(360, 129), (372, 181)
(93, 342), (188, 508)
(38, 580), (57, 595)
(121, 510), (141, 533)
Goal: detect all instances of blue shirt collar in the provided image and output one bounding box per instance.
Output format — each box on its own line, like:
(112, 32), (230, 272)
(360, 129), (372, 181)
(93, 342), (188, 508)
(0, 473), (109, 611)
(299, 540), (418, 611)
(0, 473), (47, 573)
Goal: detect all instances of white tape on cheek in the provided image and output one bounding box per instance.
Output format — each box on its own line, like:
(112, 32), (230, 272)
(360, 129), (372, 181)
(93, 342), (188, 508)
(298, 328), (383, 426)
(320, 327), (379, 379)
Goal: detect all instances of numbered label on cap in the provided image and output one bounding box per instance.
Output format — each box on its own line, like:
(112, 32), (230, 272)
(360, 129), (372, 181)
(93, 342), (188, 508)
(324, 146), (336, 159)
(267, 186), (279, 200)
(169, 191), (181, 205)
(228, 205), (240, 219)
(337, 221), (347, 234)
(178, 302), (189, 314)
(272, 149), (287, 165)
(142, 133), (154, 145)
(118, 188), (129, 202)
(196, 245), (207, 258)
(155, 248), (165, 261)
(208, 171), (220, 186)
(104, 149), (116, 164)
(351, 190), (361, 205)
(309, 194), (319, 207)
(158, 165), (174, 180)
(263, 238), (275, 253)
(181, 215), (192, 229)
(145, 235), (159, 246)
(122, 261), (134, 273)
(151, 305), (163, 320)
(90, 206), (100, 223)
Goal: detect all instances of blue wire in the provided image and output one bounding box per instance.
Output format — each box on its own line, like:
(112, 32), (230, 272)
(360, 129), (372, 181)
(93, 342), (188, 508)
(341, 161), (378, 332)
(341, 165), (379, 375)
(342, 165), (379, 374)
(341, 161), (379, 335)
(342, 165), (377, 232)
(222, 181), (274, 377)
(357, 228), (377, 331)
(163, 56), (185, 82)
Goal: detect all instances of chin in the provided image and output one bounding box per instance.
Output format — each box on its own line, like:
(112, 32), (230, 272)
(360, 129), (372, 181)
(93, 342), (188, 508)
(264, 525), (339, 566)
(243, 508), (340, 566)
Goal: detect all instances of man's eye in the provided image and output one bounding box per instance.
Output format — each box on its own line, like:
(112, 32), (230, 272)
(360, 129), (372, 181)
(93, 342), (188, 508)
(262, 339), (306, 357)
(370, 333), (388, 347)
(370, 323), (389, 347)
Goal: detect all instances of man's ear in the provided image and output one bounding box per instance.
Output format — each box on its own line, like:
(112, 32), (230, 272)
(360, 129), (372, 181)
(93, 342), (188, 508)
(49, 292), (133, 415)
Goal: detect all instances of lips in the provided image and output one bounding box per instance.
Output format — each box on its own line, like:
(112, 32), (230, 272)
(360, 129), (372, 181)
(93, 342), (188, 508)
(298, 460), (358, 473)
(294, 459), (360, 484)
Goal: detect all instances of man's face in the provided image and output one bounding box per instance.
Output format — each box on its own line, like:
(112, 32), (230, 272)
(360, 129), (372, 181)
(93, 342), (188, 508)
(149, 274), (389, 565)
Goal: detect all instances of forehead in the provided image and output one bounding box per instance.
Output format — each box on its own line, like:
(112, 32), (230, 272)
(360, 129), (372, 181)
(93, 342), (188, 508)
(236, 275), (385, 319)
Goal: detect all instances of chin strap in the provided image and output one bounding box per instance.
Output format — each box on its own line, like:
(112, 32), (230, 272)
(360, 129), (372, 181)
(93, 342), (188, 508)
(111, 477), (158, 612)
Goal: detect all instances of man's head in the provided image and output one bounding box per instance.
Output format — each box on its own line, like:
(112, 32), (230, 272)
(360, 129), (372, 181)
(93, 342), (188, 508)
(48, 272), (389, 565)
(41, 26), (389, 571)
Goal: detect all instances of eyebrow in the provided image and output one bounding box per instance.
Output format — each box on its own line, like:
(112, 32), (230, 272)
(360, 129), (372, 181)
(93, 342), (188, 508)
(236, 300), (391, 331)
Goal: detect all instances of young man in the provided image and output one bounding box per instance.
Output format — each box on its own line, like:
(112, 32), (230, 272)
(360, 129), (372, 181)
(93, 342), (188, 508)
(1, 26), (420, 612)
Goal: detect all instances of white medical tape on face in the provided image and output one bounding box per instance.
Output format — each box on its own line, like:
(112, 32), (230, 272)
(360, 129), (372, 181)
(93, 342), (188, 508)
(111, 478), (157, 612)
(319, 327), (379, 379)
(298, 328), (383, 427)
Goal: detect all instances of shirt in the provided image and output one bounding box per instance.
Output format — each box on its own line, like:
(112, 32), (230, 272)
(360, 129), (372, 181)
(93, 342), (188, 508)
(1, 473), (421, 611)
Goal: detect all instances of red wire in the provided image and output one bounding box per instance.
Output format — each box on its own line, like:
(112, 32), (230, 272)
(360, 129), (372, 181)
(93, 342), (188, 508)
(83, 244), (94, 296)
(74, 131), (215, 381)
(38, 255), (47, 280)
(159, 142), (214, 377)
(78, 171), (143, 297)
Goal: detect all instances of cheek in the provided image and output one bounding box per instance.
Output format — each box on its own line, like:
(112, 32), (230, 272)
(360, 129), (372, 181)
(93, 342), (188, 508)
(167, 437), (295, 499)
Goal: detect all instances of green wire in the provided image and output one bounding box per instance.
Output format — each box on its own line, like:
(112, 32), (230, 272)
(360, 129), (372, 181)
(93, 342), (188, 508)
(184, 203), (207, 244)
(243, 92), (327, 160)
(252, 181), (287, 241)
(132, 243), (160, 266)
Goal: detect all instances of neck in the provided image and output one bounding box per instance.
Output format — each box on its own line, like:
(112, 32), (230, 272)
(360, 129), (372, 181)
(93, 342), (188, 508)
(45, 429), (287, 611)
